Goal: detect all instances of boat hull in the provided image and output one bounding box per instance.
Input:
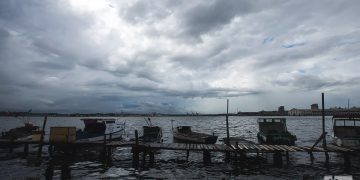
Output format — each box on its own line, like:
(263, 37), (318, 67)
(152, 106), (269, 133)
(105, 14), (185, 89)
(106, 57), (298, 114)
(173, 132), (218, 144)
(257, 132), (296, 146)
(332, 136), (360, 147)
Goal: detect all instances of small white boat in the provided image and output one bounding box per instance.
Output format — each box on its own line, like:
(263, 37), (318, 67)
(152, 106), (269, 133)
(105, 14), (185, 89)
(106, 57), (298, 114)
(332, 114), (360, 147)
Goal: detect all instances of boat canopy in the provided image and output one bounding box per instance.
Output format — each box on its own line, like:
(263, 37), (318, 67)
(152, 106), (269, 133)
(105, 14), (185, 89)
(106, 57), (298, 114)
(177, 126), (192, 133)
(333, 115), (360, 127)
(258, 118), (287, 134)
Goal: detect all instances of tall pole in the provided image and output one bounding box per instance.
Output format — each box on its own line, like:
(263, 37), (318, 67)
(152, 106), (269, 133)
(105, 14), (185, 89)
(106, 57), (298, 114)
(322, 93), (327, 148)
(226, 99), (230, 145)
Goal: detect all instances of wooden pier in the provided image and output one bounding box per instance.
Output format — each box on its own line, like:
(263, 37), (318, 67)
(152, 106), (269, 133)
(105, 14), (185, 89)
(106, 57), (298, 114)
(0, 135), (355, 168)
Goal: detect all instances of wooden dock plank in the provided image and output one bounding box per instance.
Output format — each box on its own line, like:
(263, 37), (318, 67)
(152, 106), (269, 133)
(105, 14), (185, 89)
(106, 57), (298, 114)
(242, 144), (249, 150)
(258, 145), (268, 151)
(290, 146), (304, 152)
(205, 144), (211, 150)
(210, 144), (217, 150)
(280, 145), (295, 152)
(214, 144), (225, 151)
(253, 144), (262, 151)
(276, 145), (287, 151)
(263, 145), (275, 151)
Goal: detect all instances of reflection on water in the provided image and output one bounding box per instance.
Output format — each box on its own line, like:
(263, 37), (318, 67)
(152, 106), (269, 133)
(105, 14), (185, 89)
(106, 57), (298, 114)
(0, 116), (359, 179)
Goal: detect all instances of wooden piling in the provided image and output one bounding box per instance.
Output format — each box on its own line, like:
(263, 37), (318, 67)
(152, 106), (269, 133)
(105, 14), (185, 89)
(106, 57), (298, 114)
(309, 152), (314, 164)
(24, 143), (29, 156)
(102, 134), (107, 160)
(60, 164), (71, 179)
(48, 145), (53, 156)
(142, 150), (147, 166)
(286, 151), (290, 164)
(344, 153), (351, 171)
(234, 142), (238, 165)
(132, 130), (139, 168)
(45, 161), (54, 180)
(225, 99), (230, 162)
(149, 151), (154, 165)
(186, 150), (189, 160)
(203, 150), (211, 164)
(8, 139), (14, 153)
(273, 152), (283, 167)
(38, 116), (47, 157)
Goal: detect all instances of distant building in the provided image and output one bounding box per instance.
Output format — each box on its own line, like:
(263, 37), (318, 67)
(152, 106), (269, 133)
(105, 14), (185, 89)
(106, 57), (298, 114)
(278, 106), (285, 112)
(311, 104), (319, 111)
(288, 108), (312, 116)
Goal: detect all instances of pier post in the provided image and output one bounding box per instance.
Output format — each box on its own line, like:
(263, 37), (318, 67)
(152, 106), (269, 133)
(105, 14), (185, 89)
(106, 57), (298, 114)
(325, 151), (329, 168)
(286, 151), (290, 164)
(9, 140), (13, 153)
(132, 130), (139, 168)
(142, 150), (147, 166)
(203, 150), (211, 164)
(60, 164), (71, 179)
(48, 145), (53, 157)
(273, 152), (283, 167)
(24, 143), (29, 156)
(38, 116), (48, 157)
(149, 151), (154, 166)
(106, 147), (112, 165)
(225, 99), (230, 162)
(234, 142), (238, 166)
(102, 134), (107, 160)
(45, 160), (54, 180)
(186, 150), (189, 160)
(309, 152), (314, 164)
(344, 153), (351, 171)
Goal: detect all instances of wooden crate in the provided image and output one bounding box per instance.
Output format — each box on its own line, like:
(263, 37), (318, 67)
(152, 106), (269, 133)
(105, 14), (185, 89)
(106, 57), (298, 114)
(50, 127), (76, 143)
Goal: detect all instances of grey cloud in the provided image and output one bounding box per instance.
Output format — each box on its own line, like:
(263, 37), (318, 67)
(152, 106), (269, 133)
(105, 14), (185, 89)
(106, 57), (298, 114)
(1, 0), (360, 113)
(274, 74), (360, 91)
(179, 0), (255, 38)
(122, 0), (179, 24)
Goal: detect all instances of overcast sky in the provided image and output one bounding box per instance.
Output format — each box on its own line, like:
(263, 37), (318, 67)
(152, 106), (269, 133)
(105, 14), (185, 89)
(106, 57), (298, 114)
(0, 0), (360, 113)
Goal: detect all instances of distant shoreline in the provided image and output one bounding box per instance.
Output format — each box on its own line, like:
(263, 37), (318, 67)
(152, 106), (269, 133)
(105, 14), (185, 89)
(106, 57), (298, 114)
(0, 113), (338, 117)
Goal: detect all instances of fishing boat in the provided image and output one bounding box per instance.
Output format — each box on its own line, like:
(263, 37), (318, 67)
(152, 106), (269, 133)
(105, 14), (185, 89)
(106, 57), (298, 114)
(76, 118), (126, 142)
(171, 120), (217, 144)
(257, 118), (296, 145)
(332, 114), (360, 148)
(139, 118), (163, 143)
(1, 122), (40, 140)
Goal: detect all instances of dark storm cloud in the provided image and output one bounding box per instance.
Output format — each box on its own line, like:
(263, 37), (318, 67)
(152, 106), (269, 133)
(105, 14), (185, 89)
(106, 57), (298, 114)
(180, 0), (253, 37)
(0, 0), (360, 113)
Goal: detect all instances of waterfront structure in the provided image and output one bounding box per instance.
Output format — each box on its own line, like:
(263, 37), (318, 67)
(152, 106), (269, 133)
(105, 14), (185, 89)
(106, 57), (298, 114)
(311, 104), (319, 110)
(278, 106), (285, 113)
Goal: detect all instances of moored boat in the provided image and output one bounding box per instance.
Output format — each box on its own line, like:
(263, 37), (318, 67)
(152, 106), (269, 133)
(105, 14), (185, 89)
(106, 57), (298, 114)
(332, 114), (360, 148)
(1, 123), (40, 140)
(257, 118), (296, 145)
(76, 118), (125, 142)
(139, 118), (163, 143)
(172, 126), (217, 144)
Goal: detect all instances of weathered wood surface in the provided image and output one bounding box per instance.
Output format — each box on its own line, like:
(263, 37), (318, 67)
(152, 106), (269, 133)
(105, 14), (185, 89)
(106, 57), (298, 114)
(0, 139), (355, 153)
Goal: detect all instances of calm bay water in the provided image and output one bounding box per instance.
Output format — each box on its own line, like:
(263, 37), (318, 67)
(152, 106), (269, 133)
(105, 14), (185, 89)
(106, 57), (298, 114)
(0, 116), (359, 179)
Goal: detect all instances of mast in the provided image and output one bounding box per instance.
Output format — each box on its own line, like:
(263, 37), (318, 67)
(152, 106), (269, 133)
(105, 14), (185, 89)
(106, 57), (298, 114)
(226, 99), (230, 145)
